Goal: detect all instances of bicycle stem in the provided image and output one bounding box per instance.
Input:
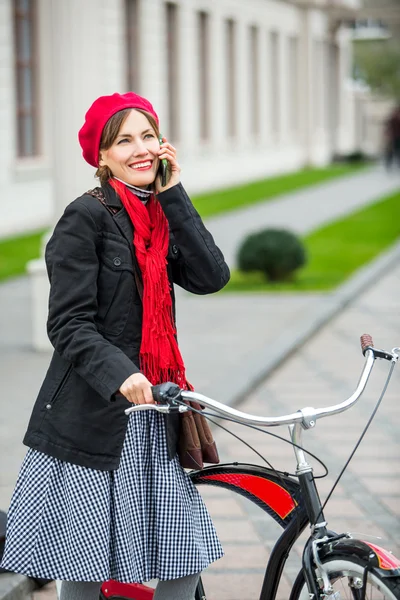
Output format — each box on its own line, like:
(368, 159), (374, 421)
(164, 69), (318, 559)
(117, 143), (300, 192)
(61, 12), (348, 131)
(289, 423), (310, 474)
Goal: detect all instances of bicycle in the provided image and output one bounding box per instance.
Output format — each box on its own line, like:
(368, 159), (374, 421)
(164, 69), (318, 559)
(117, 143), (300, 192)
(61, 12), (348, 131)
(100, 334), (400, 600)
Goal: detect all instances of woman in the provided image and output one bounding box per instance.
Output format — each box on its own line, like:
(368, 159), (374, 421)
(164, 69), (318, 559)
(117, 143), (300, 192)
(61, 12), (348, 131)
(1, 92), (230, 600)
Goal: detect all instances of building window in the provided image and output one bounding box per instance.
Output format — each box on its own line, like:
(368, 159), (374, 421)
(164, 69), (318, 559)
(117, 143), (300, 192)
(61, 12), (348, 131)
(166, 2), (179, 141)
(226, 19), (236, 137)
(288, 35), (299, 133)
(249, 26), (259, 135)
(270, 30), (280, 137)
(13, 0), (39, 157)
(198, 11), (210, 141)
(126, 0), (139, 91)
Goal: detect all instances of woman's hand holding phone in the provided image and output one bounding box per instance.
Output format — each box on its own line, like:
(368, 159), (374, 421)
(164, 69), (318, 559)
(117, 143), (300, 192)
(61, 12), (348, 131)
(155, 135), (181, 194)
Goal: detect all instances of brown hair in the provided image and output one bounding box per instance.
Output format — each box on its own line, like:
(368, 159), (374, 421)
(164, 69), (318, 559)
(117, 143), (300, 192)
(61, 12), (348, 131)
(96, 108), (160, 186)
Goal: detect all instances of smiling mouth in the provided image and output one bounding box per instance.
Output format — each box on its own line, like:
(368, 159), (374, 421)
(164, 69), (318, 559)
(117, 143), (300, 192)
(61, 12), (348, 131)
(129, 161), (153, 170)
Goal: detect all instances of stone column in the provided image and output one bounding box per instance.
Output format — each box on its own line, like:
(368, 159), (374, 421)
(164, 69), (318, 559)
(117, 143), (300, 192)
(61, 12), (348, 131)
(258, 24), (269, 147)
(235, 20), (249, 148)
(336, 26), (354, 154)
(327, 35), (340, 158)
(28, 0), (119, 350)
(298, 8), (313, 166)
(139, 0), (166, 125)
(178, 3), (198, 153)
(209, 9), (226, 152)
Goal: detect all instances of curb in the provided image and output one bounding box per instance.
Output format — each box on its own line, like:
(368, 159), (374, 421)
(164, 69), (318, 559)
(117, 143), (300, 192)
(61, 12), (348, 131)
(223, 239), (400, 407)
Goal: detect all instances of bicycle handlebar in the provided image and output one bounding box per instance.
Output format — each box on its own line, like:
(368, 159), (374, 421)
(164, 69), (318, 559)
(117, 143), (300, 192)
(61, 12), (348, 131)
(124, 335), (398, 429)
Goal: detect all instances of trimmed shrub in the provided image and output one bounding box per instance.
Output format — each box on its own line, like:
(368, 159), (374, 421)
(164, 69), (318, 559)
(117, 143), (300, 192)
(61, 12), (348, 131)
(237, 228), (307, 281)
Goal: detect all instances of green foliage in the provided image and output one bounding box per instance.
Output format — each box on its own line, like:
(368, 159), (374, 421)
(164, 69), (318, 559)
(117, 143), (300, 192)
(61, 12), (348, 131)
(237, 228), (307, 281)
(225, 190), (400, 292)
(191, 163), (367, 218)
(354, 39), (400, 100)
(0, 229), (46, 282)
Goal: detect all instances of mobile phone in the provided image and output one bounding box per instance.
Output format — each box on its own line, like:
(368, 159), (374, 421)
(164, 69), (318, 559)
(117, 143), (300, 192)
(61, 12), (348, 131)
(158, 134), (168, 187)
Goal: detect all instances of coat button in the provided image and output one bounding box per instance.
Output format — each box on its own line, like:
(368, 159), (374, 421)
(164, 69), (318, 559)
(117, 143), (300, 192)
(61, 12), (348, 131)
(172, 244), (178, 255)
(46, 404), (52, 410)
(113, 257), (122, 266)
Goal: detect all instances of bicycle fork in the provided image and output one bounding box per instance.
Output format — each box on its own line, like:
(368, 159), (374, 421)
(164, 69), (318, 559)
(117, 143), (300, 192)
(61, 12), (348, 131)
(290, 423), (369, 600)
(290, 422), (333, 599)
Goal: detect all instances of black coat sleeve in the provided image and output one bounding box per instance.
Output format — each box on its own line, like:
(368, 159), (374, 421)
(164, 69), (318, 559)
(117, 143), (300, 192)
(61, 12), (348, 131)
(45, 200), (140, 401)
(157, 183), (230, 294)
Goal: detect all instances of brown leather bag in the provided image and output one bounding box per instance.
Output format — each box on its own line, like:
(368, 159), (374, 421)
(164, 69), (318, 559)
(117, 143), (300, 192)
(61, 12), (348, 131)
(178, 403), (220, 470)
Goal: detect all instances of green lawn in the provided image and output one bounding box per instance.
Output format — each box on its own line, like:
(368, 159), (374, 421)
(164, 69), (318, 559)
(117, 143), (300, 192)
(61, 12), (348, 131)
(0, 229), (46, 283)
(192, 163), (367, 218)
(225, 190), (400, 293)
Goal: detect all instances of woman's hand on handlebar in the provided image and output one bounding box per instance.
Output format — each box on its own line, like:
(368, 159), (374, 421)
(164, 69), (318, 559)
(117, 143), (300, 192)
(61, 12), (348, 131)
(119, 373), (154, 405)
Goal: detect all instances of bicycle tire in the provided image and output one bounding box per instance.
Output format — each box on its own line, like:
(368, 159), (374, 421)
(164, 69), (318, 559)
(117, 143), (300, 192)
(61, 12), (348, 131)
(290, 554), (400, 599)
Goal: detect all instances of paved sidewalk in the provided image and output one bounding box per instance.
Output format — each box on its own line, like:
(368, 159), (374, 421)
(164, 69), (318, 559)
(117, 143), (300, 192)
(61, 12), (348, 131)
(0, 166), (399, 599)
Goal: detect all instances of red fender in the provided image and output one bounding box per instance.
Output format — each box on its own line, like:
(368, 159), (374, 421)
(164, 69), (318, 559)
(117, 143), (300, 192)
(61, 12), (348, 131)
(101, 580), (154, 600)
(321, 538), (400, 576)
(364, 541), (400, 571)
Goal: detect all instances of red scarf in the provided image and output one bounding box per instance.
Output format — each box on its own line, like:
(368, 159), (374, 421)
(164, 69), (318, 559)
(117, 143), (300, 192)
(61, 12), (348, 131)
(109, 178), (189, 388)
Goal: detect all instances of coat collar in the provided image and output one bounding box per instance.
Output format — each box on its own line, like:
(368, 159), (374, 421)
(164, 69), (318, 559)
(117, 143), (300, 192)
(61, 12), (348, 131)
(102, 182), (123, 210)
(101, 182), (134, 249)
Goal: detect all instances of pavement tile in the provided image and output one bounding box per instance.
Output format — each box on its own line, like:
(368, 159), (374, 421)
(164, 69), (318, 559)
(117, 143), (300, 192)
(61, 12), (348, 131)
(200, 571), (265, 600)
(207, 544), (270, 570)
(348, 458), (400, 475)
(201, 497), (247, 518)
(325, 441), (400, 459)
(211, 518), (260, 543)
(360, 477), (400, 495)
(323, 497), (369, 519)
(380, 497), (400, 516)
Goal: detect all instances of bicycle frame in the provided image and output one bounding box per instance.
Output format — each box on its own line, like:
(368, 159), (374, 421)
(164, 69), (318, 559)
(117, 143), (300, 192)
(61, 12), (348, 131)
(101, 339), (400, 600)
(192, 463), (309, 600)
(100, 462), (400, 600)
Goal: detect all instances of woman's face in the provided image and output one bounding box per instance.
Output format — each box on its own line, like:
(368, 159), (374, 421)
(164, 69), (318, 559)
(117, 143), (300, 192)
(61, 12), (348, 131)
(99, 109), (160, 187)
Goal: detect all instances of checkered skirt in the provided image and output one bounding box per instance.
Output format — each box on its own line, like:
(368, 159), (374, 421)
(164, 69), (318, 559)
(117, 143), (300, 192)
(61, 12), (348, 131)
(1, 411), (223, 583)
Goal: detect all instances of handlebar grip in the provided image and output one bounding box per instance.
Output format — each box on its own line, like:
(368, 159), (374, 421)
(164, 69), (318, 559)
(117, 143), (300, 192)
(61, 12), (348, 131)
(360, 334), (374, 355)
(151, 382), (181, 404)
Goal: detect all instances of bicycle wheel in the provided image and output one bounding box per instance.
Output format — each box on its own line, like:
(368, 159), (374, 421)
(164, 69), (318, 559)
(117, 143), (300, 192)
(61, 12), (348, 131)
(290, 554), (400, 599)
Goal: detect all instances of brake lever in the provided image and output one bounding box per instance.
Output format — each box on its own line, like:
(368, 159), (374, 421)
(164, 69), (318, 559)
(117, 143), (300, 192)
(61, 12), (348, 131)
(371, 347), (396, 361)
(152, 382), (182, 404)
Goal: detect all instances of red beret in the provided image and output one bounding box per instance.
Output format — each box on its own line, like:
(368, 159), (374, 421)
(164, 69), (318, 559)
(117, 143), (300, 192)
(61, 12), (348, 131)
(78, 92), (159, 167)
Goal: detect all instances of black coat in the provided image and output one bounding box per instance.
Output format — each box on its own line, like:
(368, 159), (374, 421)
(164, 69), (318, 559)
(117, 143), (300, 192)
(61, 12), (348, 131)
(23, 182), (230, 471)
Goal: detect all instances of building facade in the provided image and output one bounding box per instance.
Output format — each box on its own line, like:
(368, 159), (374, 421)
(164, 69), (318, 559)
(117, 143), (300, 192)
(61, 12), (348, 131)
(1, 0), (360, 239)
